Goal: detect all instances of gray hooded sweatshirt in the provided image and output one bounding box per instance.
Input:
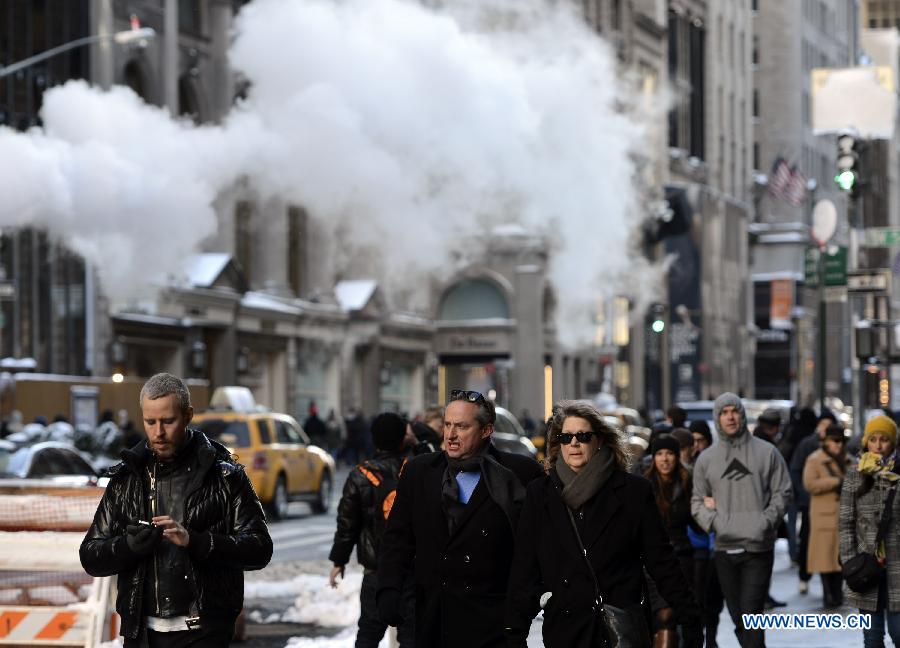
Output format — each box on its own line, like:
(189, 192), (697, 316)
(690, 393), (793, 552)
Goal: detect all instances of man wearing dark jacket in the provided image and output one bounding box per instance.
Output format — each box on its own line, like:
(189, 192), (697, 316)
(328, 412), (413, 647)
(376, 389), (544, 647)
(80, 373), (273, 646)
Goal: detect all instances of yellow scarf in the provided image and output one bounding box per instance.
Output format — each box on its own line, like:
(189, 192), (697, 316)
(858, 452), (899, 560)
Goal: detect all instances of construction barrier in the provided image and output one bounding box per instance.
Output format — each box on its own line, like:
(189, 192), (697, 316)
(0, 484), (117, 647)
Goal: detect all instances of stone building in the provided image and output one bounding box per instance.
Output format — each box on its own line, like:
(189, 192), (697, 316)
(750, 0), (857, 405)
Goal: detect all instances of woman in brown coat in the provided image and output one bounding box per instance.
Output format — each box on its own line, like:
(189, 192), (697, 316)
(802, 423), (849, 607)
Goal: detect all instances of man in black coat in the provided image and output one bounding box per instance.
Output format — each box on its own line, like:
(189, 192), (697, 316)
(328, 412), (414, 647)
(376, 389), (544, 647)
(80, 373), (273, 646)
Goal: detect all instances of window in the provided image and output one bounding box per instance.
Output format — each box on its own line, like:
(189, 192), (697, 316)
(753, 142), (760, 171)
(752, 35), (759, 66)
(439, 279), (510, 320)
(287, 206), (308, 298)
(752, 88), (760, 118)
(274, 419), (308, 445)
(193, 419), (251, 448)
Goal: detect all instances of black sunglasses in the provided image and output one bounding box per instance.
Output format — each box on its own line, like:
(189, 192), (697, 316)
(450, 389), (486, 404)
(556, 431), (596, 445)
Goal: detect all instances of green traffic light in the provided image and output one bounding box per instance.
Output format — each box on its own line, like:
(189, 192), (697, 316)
(651, 320), (665, 333)
(835, 170), (856, 192)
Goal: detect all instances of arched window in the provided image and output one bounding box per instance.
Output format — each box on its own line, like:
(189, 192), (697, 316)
(438, 279), (509, 321)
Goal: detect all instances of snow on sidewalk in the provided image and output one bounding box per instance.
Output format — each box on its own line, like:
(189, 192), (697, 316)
(246, 571), (363, 627)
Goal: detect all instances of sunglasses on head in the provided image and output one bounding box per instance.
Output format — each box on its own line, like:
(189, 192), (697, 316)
(450, 389), (486, 404)
(556, 431), (597, 445)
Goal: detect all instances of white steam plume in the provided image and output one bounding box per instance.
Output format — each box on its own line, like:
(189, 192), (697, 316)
(0, 0), (663, 346)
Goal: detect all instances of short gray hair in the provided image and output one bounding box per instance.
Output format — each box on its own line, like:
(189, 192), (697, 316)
(140, 373), (191, 413)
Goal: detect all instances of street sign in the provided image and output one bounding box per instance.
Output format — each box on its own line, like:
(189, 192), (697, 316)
(865, 227), (900, 247)
(847, 269), (891, 292)
(804, 246), (848, 287)
(0, 282), (15, 299)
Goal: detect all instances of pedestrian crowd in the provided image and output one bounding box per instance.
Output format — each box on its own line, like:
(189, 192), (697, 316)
(69, 371), (900, 648)
(330, 391), (900, 648)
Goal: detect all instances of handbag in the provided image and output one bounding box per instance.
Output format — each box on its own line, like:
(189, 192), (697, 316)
(843, 487), (896, 593)
(565, 508), (650, 648)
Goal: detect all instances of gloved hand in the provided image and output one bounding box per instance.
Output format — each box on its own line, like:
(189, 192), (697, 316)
(125, 523), (163, 556)
(376, 588), (403, 626)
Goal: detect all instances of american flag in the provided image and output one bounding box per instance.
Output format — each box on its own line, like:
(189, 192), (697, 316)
(768, 157), (792, 200)
(784, 166), (808, 206)
(768, 157), (808, 207)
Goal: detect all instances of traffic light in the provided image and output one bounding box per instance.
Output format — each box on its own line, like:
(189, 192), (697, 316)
(835, 131), (861, 196)
(650, 304), (666, 333)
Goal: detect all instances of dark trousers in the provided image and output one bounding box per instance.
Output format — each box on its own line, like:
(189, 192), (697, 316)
(798, 508), (811, 582)
(694, 551), (724, 648)
(123, 625), (234, 648)
(714, 550), (773, 648)
(358, 570), (414, 648)
(821, 571), (843, 607)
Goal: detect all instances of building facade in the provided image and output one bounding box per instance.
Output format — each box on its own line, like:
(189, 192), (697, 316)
(751, 0), (857, 406)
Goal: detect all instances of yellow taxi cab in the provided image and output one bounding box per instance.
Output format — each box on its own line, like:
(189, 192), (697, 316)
(192, 398), (335, 520)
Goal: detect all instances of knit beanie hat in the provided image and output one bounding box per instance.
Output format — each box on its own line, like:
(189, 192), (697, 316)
(650, 434), (681, 457)
(863, 415), (898, 449)
(689, 420), (713, 446)
(371, 412), (407, 451)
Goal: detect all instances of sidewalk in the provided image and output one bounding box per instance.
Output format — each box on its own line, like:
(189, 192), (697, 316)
(528, 539), (866, 647)
(716, 539), (863, 648)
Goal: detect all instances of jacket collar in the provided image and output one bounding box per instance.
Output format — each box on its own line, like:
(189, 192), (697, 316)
(119, 428), (217, 476)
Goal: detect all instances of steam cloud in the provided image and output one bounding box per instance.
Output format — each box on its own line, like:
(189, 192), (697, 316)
(0, 0), (663, 346)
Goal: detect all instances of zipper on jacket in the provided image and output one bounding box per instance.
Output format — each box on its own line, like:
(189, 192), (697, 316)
(149, 463), (160, 615)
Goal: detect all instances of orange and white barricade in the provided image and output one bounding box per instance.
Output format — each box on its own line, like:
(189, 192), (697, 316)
(0, 483), (117, 647)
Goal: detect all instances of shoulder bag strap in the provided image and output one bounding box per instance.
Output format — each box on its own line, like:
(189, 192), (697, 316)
(565, 507), (603, 608)
(875, 486), (898, 545)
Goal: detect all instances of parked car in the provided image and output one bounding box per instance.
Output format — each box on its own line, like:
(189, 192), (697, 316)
(492, 407), (539, 459)
(0, 441), (101, 487)
(191, 410), (335, 519)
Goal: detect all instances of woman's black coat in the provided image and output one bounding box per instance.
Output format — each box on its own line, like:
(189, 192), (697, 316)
(505, 469), (699, 647)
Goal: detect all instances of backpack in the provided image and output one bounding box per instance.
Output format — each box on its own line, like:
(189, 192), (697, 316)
(357, 458), (408, 530)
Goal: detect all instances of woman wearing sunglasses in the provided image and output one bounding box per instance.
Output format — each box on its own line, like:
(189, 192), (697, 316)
(505, 400), (699, 648)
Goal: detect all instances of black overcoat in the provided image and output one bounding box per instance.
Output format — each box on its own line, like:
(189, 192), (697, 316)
(377, 445), (543, 648)
(505, 469), (699, 648)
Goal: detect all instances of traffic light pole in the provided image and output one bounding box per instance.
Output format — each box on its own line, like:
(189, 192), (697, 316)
(818, 247), (827, 412)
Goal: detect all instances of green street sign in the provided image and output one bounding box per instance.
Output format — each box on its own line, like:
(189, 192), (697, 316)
(865, 227), (900, 247)
(805, 246), (848, 287)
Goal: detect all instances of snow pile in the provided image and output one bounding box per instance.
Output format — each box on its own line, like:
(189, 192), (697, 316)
(245, 572), (363, 627)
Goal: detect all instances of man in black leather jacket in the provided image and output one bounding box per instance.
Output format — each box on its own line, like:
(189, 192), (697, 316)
(80, 373), (273, 647)
(328, 412), (413, 647)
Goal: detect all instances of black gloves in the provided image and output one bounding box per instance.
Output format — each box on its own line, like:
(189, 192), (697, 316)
(377, 588), (403, 626)
(125, 523), (163, 556)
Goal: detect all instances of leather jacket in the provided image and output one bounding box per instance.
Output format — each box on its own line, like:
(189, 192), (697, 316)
(329, 451), (406, 570)
(80, 431), (273, 639)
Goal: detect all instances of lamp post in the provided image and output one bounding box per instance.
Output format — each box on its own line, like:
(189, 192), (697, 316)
(0, 26), (155, 79)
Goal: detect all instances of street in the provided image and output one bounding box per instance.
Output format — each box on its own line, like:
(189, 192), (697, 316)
(268, 464), (346, 563)
(249, 502), (869, 648)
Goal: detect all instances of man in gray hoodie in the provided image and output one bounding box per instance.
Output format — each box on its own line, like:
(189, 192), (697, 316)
(691, 393), (792, 648)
